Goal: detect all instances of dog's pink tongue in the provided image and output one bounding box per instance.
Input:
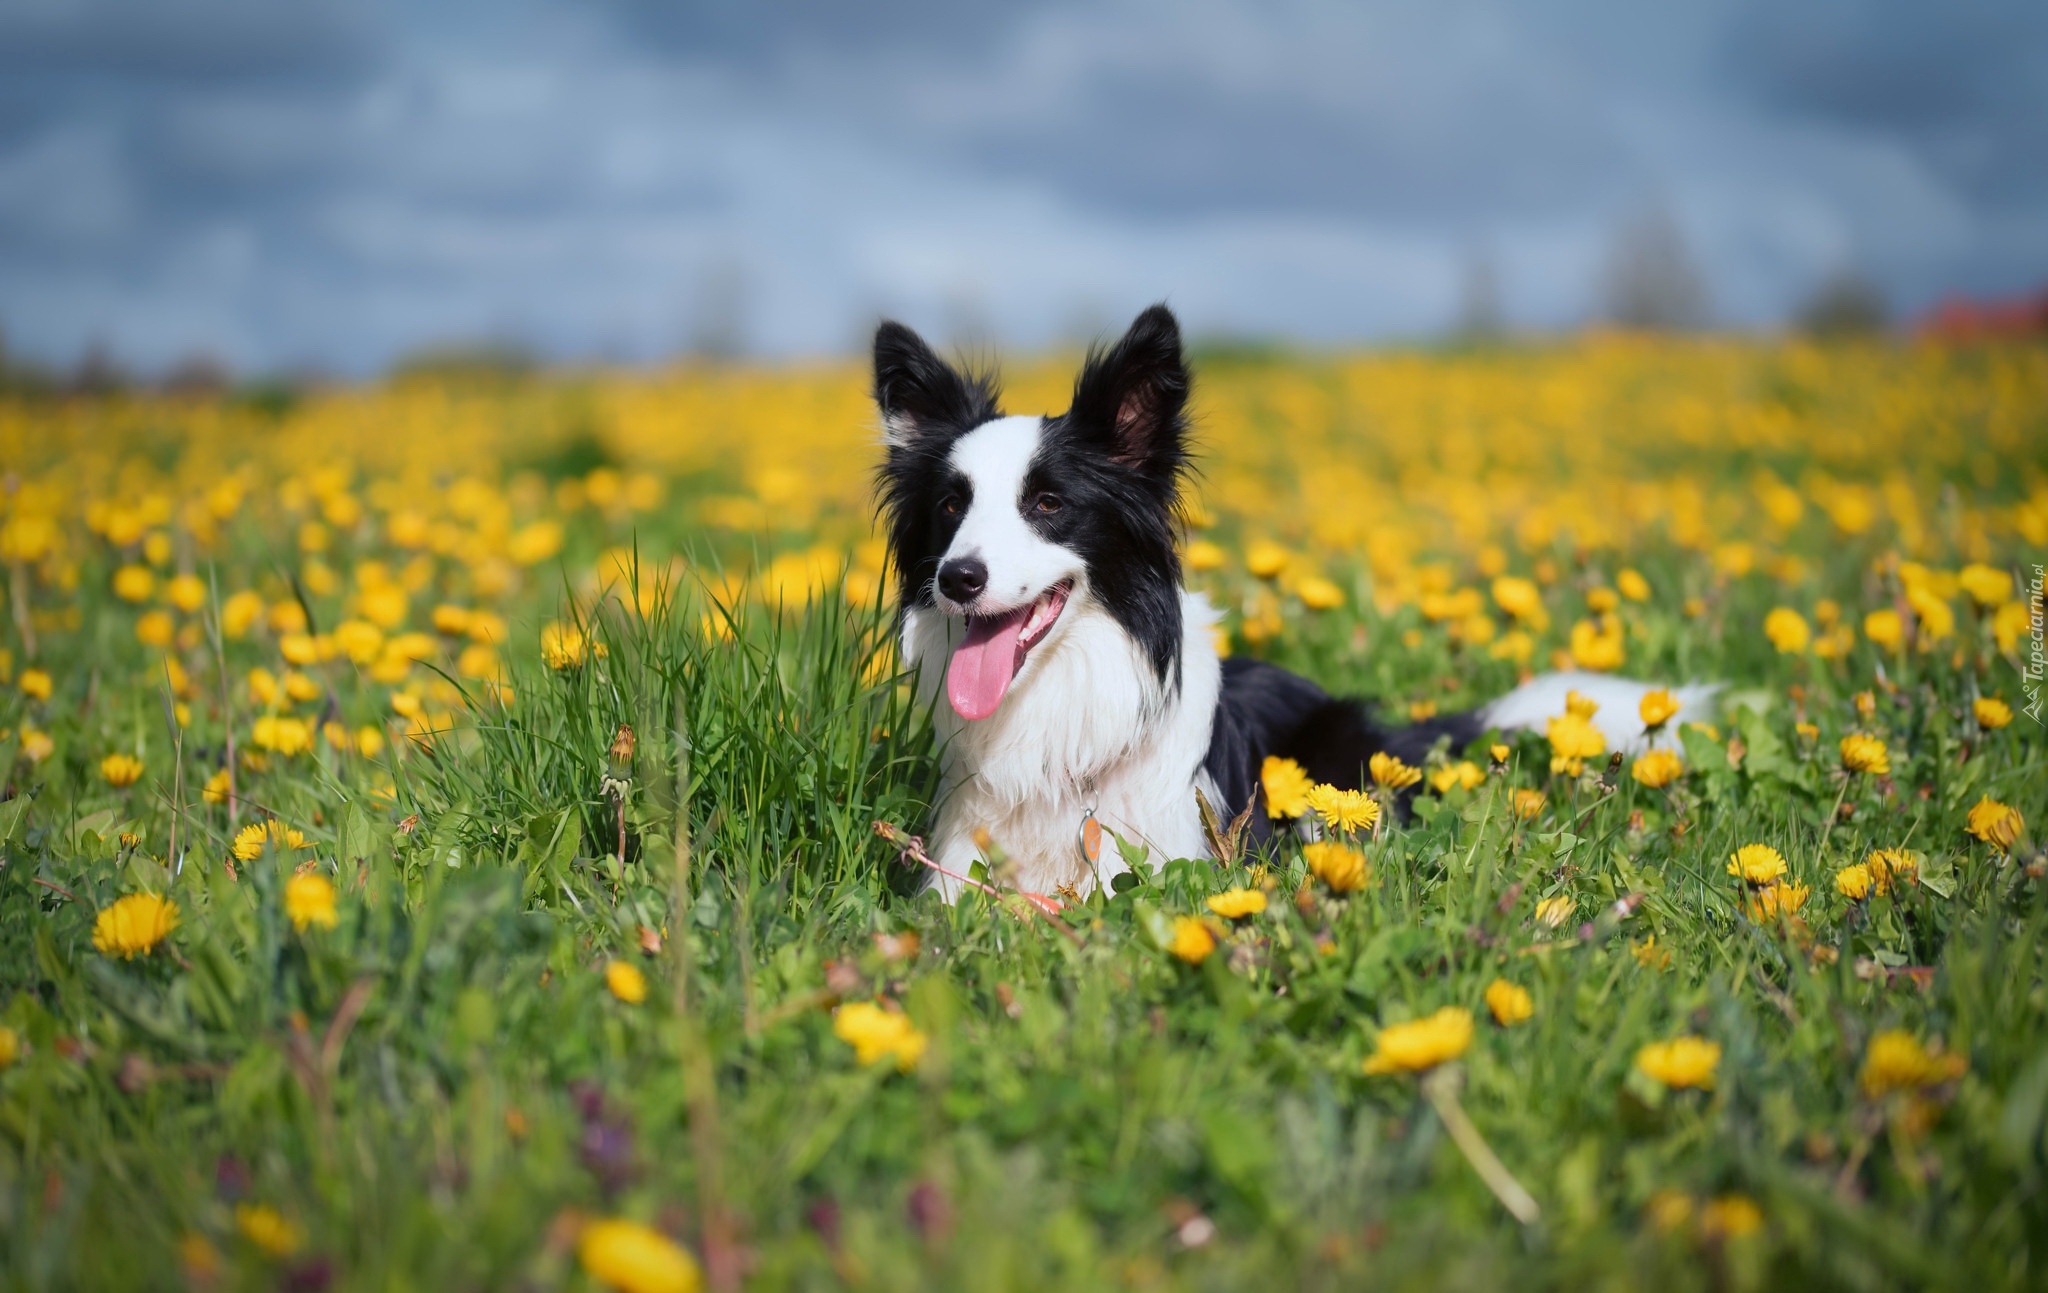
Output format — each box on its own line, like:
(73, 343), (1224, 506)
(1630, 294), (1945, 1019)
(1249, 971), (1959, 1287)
(947, 609), (1028, 721)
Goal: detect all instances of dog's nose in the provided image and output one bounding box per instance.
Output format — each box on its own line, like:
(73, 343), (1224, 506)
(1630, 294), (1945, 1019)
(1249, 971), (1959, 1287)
(937, 557), (988, 604)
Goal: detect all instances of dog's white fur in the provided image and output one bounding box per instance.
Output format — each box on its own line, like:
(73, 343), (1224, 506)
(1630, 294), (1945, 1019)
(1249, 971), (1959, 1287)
(903, 416), (1720, 899)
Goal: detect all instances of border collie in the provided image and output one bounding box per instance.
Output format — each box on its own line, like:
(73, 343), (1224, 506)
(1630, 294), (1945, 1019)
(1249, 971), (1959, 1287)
(875, 304), (1715, 899)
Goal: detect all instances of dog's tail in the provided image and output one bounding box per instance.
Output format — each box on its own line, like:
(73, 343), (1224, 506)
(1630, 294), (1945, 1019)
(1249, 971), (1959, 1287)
(1478, 670), (1720, 753)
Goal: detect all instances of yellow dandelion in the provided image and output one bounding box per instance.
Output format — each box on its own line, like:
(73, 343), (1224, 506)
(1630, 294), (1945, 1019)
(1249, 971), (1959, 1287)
(1534, 894), (1574, 929)
(99, 752), (144, 787)
(1511, 788), (1547, 820)
(1630, 750), (1684, 788)
(1838, 733), (1890, 776)
(1296, 575), (1344, 611)
(1957, 563), (2011, 608)
(1834, 863), (1872, 901)
(1304, 783), (1380, 834)
(18, 667), (52, 700)
(1699, 1195), (1764, 1241)
(1363, 1006), (1474, 1075)
(1635, 1035), (1720, 1089)
(1368, 751), (1422, 791)
(93, 893), (179, 959)
(234, 1204), (302, 1259)
(1484, 979), (1534, 1026)
(1727, 843), (1788, 884)
(1745, 881), (1810, 922)
(1867, 848), (1917, 894)
(202, 768), (232, 805)
(1244, 539), (1290, 579)
(1260, 756), (1313, 819)
(1184, 539), (1226, 572)
(1859, 1029), (1966, 1098)
(1966, 796), (2022, 852)
(605, 960), (648, 1004)
(1167, 915), (1218, 964)
(578, 1218), (702, 1293)
(1974, 697), (2012, 730)
(1863, 608), (1904, 652)
(1763, 607), (1810, 653)
(541, 621), (590, 671)
(1303, 840), (1369, 893)
(1639, 688), (1681, 731)
(233, 820), (309, 861)
(1546, 712), (1605, 774)
(1427, 760), (1485, 794)
(284, 872), (338, 932)
(1206, 888), (1267, 919)
(832, 1000), (928, 1070)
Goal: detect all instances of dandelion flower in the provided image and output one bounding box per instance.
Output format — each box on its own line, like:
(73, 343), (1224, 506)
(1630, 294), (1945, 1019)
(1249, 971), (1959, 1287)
(234, 1204), (302, 1259)
(20, 728), (54, 762)
(1484, 979), (1533, 1026)
(112, 564), (155, 603)
(1834, 863), (1872, 901)
(1966, 796), (2022, 852)
(202, 768), (232, 805)
(605, 960), (648, 1004)
(1368, 751), (1421, 791)
(1859, 1029), (1966, 1098)
(284, 872), (338, 932)
(1635, 1035), (1720, 1089)
(233, 820), (309, 861)
(1727, 844), (1788, 885)
(93, 893), (178, 959)
(832, 1000), (927, 1070)
(0, 1025), (17, 1069)
(541, 621), (590, 671)
(1260, 756), (1313, 819)
(1167, 916), (1218, 964)
(1699, 1195), (1764, 1240)
(1305, 783), (1380, 834)
(1427, 761), (1485, 794)
(578, 1218), (702, 1293)
(1617, 568), (1651, 602)
(1839, 733), (1890, 775)
(1296, 575), (1344, 611)
(1511, 788), (1547, 820)
(1745, 881), (1810, 922)
(1866, 848), (1916, 894)
(1957, 563), (2011, 608)
(1569, 616), (1626, 671)
(1244, 539), (1289, 580)
(1632, 936), (1673, 971)
(1565, 689), (1599, 719)
(99, 752), (144, 787)
(1206, 888), (1267, 919)
(1545, 712), (1605, 774)
(1491, 576), (1543, 621)
(1639, 688), (1681, 731)
(1363, 1006), (1474, 1075)
(1763, 607), (1810, 653)
(1863, 608), (1904, 652)
(1630, 750), (1684, 788)
(18, 668), (52, 700)
(1974, 697), (2012, 730)
(1534, 894), (1574, 928)
(1303, 840), (1369, 893)
(1184, 539), (1226, 572)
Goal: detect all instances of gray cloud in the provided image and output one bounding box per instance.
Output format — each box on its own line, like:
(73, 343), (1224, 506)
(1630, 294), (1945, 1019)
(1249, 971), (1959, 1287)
(0, 0), (2043, 373)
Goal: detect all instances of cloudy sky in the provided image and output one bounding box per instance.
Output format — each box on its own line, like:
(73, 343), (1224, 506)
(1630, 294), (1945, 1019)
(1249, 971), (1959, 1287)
(1, 0), (2043, 374)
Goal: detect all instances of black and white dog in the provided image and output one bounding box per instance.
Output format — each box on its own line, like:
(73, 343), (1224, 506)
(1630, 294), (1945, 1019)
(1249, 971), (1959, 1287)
(875, 304), (1713, 899)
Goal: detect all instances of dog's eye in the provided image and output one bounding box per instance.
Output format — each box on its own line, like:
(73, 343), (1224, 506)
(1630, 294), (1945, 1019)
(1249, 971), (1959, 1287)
(1033, 493), (1062, 515)
(941, 496), (963, 516)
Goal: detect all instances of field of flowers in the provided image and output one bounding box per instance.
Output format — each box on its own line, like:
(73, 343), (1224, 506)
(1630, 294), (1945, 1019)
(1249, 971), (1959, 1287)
(1, 336), (2044, 1290)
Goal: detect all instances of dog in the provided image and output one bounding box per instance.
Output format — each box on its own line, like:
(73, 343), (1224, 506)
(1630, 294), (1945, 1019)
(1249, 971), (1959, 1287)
(874, 304), (1716, 899)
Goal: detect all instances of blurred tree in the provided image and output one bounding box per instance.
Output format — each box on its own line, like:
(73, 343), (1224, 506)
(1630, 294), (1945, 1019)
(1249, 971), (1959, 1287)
(1600, 203), (1710, 331)
(1456, 247), (1506, 341)
(1795, 267), (1890, 337)
(686, 259), (750, 360)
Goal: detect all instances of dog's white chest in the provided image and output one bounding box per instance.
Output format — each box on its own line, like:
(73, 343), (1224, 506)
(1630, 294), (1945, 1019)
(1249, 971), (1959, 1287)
(905, 592), (1223, 898)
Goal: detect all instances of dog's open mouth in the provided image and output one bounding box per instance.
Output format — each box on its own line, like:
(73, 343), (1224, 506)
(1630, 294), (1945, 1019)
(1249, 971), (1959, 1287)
(945, 580), (1072, 721)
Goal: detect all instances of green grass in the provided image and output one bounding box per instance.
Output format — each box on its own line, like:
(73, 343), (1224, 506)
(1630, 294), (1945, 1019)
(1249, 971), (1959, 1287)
(4, 552), (2045, 1292)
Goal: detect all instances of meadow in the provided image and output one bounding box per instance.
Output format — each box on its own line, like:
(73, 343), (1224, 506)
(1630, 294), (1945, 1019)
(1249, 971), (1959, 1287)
(0, 336), (2044, 1291)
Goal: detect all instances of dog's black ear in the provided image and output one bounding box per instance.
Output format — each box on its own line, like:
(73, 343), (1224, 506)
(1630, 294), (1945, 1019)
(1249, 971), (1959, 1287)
(1068, 303), (1189, 477)
(873, 320), (1001, 447)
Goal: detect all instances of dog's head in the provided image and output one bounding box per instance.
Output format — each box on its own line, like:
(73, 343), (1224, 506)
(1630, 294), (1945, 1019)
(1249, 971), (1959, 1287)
(875, 304), (1192, 721)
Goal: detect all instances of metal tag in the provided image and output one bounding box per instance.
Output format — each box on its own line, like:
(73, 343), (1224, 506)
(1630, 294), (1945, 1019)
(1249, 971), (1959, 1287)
(1078, 811), (1103, 866)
